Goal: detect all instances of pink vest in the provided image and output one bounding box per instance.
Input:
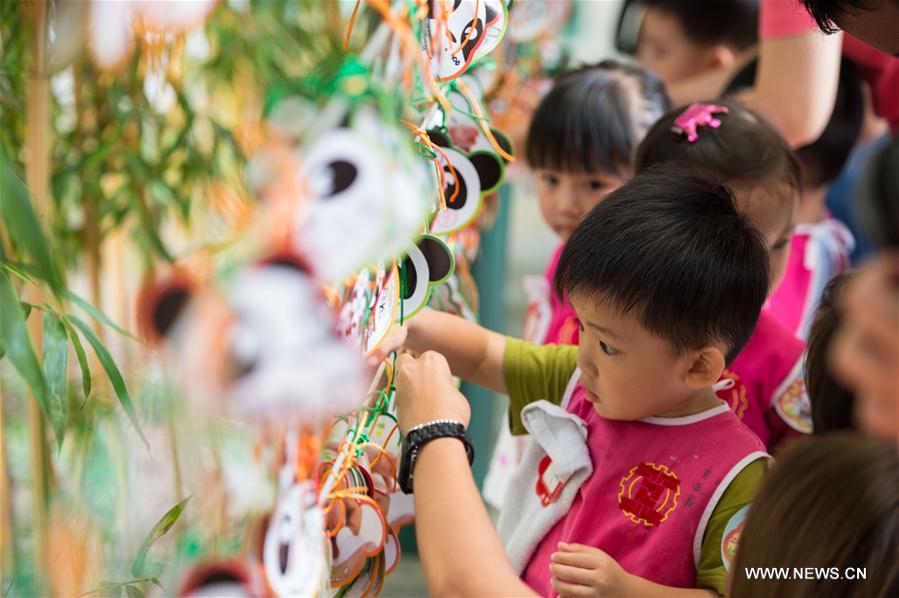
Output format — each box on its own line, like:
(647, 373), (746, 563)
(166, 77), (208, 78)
(522, 243), (580, 346)
(716, 310), (810, 450)
(767, 220), (853, 340)
(522, 381), (768, 594)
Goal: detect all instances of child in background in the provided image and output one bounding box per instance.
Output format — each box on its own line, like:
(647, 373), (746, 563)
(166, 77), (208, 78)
(727, 58), (865, 339)
(522, 60), (670, 347)
(385, 170), (773, 596)
(484, 60), (669, 509)
(636, 100), (810, 451)
(730, 433), (899, 598)
(805, 274), (857, 434)
(636, 0), (759, 88)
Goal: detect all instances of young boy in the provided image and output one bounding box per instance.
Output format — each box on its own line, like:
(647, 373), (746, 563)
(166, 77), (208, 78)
(636, 0), (759, 87)
(383, 169), (772, 595)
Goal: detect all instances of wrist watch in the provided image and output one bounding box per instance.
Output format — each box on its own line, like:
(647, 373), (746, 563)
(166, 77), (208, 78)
(398, 419), (475, 494)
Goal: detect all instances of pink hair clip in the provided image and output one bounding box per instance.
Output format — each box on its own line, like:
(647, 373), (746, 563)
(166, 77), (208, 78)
(671, 103), (729, 143)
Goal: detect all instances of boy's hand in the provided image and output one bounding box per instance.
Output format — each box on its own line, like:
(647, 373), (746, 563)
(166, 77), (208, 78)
(367, 324), (409, 366)
(550, 542), (633, 597)
(395, 352), (471, 434)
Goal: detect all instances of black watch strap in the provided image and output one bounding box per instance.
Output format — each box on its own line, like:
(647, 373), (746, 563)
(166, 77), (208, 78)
(398, 420), (474, 494)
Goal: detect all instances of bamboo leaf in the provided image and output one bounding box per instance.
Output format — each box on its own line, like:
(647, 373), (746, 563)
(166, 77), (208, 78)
(65, 315), (147, 446)
(124, 585), (144, 598)
(0, 261), (36, 285)
(41, 311), (69, 447)
(61, 316), (92, 403)
(0, 154), (64, 292)
(131, 497), (191, 577)
(0, 270), (51, 418)
(63, 288), (137, 340)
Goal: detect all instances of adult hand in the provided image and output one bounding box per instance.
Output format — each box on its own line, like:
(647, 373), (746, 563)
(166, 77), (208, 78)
(395, 351), (471, 434)
(830, 251), (899, 442)
(366, 324), (408, 367)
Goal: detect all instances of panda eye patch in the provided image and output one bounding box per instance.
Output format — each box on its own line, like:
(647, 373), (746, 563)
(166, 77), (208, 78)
(323, 159), (358, 197)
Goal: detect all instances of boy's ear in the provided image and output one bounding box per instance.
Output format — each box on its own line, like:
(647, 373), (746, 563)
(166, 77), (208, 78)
(683, 345), (726, 389)
(707, 44), (737, 70)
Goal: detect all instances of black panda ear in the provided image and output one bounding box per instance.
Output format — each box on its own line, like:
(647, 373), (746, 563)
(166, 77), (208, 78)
(261, 252), (314, 277)
(418, 236), (454, 283)
(491, 128), (515, 163)
(469, 152), (503, 193)
(428, 129), (453, 149)
(139, 275), (194, 343)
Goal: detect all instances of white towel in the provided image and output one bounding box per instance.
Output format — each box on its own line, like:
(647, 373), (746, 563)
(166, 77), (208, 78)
(497, 399), (592, 574)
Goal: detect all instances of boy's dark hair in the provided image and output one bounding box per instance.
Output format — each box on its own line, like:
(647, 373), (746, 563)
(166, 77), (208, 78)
(731, 433), (899, 598)
(635, 99), (802, 197)
(800, 0), (899, 34)
(807, 274), (856, 434)
(725, 58), (865, 189)
(641, 0), (759, 51)
(555, 166), (769, 363)
(526, 59), (670, 177)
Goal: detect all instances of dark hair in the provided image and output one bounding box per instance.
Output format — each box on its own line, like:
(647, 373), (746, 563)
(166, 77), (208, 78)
(641, 0), (759, 51)
(525, 59), (670, 176)
(856, 134), (899, 249)
(555, 166), (769, 362)
(635, 99), (801, 199)
(807, 274), (856, 434)
(800, 0), (894, 34)
(726, 58), (865, 189)
(731, 433), (899, 598)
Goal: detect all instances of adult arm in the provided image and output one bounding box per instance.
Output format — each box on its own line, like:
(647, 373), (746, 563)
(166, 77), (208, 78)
(395, 352), (535, 596)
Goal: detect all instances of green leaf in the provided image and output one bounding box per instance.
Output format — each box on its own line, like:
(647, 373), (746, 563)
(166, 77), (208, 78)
(63, 289), (137, 340)
(148, 578), (164, 591)
(41, 311), (69, 447)
(0, 261), (36, 284)
(0, 270), (51, 421)
(131, 496), (191, 578)
(61, 316), (91, 403)
(0, 154), (64, 292)
(65, 315), (146, 446)
(124, 585), (144, 598)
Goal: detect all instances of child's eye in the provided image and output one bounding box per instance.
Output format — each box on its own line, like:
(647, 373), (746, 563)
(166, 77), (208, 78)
(599, 340), (619, 356)
(541, 174), (559, 187)
(586, 180), (607, 192)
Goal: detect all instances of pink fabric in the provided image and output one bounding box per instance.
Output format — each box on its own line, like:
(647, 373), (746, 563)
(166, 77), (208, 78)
(759, 0), (817, 39)
(767, 220), (854, 340)
(522, 384), (767, 594)
(522, 242), (580, 346)
(843, 37), (899, 133)
(759, 1), (899, 131)
(716, 310), (810, 450)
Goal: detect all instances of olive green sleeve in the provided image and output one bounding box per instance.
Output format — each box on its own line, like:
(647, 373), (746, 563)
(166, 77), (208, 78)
(502, 337), (579, 435)
(696, 457), (769, 594)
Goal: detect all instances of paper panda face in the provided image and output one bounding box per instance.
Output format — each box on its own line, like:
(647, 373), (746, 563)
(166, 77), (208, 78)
(397, 235), (454, 320)
(424, 0), (488, 82)
(146, 261), (368, 424)
(216, 263), (366, 422)
(295, 108), (433, 283)
(445, 85), (515, 160)
(263, 481), (326, 597)
(428, 129), (503, 235)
